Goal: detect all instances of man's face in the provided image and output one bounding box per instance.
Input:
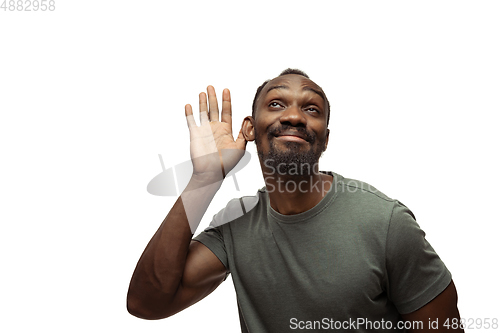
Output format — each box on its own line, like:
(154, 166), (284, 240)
(253, 74), (329, 176)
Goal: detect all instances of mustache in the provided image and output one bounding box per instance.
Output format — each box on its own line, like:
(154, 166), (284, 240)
(267, 124), (316, 143)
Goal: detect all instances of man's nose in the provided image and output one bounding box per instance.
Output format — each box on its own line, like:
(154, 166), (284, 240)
(279, 105), (307, 126)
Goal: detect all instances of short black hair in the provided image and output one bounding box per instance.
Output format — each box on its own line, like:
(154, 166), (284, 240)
(251, 68), (330, 125)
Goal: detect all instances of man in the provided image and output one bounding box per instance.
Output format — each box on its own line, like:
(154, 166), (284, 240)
(127, 69), (463, 332)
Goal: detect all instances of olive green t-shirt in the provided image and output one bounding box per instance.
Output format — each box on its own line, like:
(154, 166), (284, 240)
(194, 172), (451, 332)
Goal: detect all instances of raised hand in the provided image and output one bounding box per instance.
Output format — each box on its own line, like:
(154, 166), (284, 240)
(185, 86), (247, 184)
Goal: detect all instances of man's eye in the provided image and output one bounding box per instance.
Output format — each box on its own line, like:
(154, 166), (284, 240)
(306, 107), (319, 113)
(269, 102), (282, 108)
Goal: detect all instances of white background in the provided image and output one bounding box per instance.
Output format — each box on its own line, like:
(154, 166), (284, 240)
(1, 1), (499, 332)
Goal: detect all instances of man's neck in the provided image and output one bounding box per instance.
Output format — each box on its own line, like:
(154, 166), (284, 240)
(262, 171), (333, 215)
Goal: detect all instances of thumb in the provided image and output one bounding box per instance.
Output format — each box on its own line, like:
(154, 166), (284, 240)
(235, 129), (247, 151)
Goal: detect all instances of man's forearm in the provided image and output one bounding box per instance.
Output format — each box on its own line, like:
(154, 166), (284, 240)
(127, 177), (222, 317)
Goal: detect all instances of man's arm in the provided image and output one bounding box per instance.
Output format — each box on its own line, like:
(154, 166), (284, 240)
(127, 87), (246, 319)
(401, 280), (464, 333)
(126, 182), (225, 320)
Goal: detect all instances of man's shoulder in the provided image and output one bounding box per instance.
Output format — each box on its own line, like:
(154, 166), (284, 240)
(207, 190), (264, 229)
(330, 171), (396, 203)
(325, 171), (408, 227)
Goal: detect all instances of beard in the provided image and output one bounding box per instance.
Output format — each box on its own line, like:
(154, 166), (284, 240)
(255, 124), (325, 176)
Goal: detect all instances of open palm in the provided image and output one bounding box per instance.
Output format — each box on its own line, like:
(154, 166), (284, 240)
(185, 86), (246, 182)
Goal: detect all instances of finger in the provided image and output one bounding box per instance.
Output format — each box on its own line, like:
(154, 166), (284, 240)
(185, 104), (197, 129)
(235, 128), (247, 151)
(221, 88), (232, 128)
(207, 85), (219, 122)
(199, 92), (209, 125)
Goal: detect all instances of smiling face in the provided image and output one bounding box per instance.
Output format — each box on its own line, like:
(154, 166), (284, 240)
(250, 74), (330, 175)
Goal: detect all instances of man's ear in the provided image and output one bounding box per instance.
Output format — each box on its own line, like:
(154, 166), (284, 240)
(242, 116), (255, 142)
(323, 129), (330, 151)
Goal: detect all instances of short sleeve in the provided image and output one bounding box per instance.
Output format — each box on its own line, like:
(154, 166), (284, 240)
(193, 225), (229, 272)
(192, 195), (259, 273)
(385, 201), (452, 314)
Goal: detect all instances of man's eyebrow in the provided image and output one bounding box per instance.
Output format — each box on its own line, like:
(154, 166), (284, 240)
(302, 86), (326, 101)
(265, 85), (289, 94)
(265, 85), (325, 101)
